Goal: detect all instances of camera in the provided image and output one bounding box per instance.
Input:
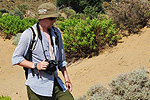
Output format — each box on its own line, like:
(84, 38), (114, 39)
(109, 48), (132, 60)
(45, 60), (58, 75)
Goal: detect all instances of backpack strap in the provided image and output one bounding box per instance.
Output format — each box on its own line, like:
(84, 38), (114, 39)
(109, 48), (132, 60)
(24, 25), (39, 79)
(30, 26), (39, 51)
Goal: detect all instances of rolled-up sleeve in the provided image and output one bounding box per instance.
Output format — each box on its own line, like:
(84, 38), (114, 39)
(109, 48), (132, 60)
(57, 29), (68, 70)
(12, 29), (31, 65)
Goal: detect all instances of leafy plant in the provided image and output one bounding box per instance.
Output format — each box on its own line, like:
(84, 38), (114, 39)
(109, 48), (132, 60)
(0, 14), (37, 38)
(59, 17), (121, 62)
(0, 96), (11, 100)
(83, 6), (98, 19)
(23, 17), (38, 30)
(0, 12), (2, 18)
(0, 15), (22, 38)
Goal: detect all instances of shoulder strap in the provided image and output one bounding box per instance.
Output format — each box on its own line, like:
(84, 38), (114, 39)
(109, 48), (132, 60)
(24, 25), (39, 79)
(30, 26), (39, 51)
(37, 22), (42, 41)
(25, 26), (38, 60)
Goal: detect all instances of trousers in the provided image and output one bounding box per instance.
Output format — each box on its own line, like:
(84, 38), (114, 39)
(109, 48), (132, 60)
(27, 79), (74, 100)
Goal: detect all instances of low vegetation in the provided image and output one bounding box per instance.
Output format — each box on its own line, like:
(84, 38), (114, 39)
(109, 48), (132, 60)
(59, 17), (121, 62)
(0, 96), (11, 100)
(0, 14), (37, 38)
(75, 69), (150, 100)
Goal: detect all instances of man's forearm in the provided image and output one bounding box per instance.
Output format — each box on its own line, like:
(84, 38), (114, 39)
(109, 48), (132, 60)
(18, 59), (34, 69)
(61, 67), (71, 82)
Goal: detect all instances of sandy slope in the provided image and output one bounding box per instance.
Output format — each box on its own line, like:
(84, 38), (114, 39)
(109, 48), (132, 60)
(0, 38), (28, 100)
(68, 27), (150, 97)
(0, 27), (150, 100)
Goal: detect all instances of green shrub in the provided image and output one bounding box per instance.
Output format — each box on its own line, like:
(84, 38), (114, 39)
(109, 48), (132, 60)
(83, 6), (98, 19)
(0, 12), (2, 18)
(0, 14), (37, 38)
(0, 15), (22, 37)
(0, 96), (11, 100)
(75, 69), (150, 100)
(59, 17), (121, 62)
(106, 0), (150, 34)
(72, 13), (87, 20)
(23, 17), (38, 29)
(11, 18), (37, 44)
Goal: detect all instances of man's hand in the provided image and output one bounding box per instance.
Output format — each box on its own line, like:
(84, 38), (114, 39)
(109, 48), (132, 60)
(61, 67), (73, 92)
(37, 61), (49, 70)
(65, 81), (72, 92)
(18, 60), (49, 71)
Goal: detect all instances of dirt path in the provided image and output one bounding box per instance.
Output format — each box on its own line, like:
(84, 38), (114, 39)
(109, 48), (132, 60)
(0, 27), (150, 100)
(0, 38), (27, 100)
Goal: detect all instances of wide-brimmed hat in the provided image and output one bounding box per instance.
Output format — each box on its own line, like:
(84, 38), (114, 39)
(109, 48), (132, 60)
(38, 3), (60, 20)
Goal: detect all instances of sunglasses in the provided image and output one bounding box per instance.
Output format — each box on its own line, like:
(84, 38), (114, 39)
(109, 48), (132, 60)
(49, 17), (57, 20)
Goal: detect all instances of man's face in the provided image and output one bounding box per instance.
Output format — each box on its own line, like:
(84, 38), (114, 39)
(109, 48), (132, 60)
(45, 17), (57, 29)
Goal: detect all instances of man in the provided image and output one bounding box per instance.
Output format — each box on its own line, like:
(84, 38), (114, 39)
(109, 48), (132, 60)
(12, 2), (74, 100)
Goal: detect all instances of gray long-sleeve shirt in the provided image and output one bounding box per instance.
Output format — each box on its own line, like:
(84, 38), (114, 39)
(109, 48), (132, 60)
(12, 23), (67, 97)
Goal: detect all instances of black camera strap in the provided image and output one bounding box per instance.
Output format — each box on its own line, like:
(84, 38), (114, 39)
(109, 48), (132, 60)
(36, 23), (47, 61)
(36, 23), (59, 61)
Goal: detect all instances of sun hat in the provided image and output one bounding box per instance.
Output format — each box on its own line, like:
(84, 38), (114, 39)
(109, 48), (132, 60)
(38, 3), (60, 20)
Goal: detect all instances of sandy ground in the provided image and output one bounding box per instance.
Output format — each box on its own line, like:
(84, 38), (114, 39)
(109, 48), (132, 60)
(0, 27), (150, 100)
